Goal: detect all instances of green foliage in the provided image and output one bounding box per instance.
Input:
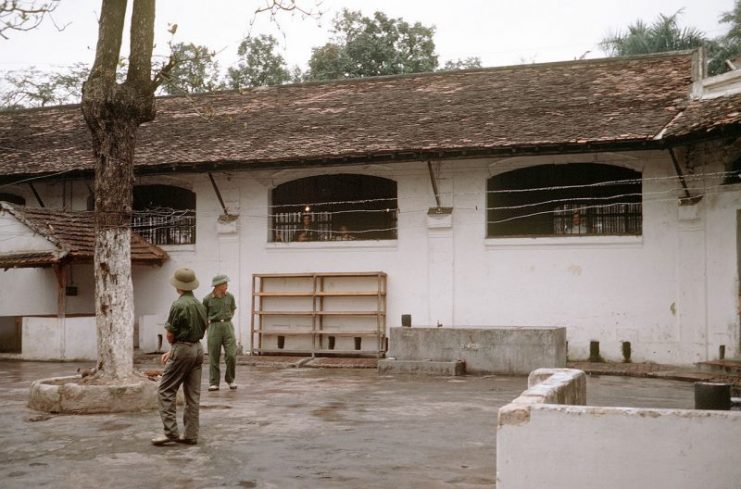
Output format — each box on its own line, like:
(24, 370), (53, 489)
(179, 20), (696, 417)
(161, 42), (223, 95)
(226, 34), (291, 89)
(0, 63), (88, 108)
(599, 10), (707, 56)
(0, 58), (133, 109)
(708, 0), (741, 75)
(305, 9), (438, 80)
(600, 3), (741, 76)
(441, 57), (482, 71)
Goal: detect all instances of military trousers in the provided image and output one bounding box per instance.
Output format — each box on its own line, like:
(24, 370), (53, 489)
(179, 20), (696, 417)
(158, 341), (203, 441)
(207, 322), (237, 386)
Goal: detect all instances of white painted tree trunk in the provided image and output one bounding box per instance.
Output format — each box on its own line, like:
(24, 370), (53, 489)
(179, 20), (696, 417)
(95, 227), (134, 379)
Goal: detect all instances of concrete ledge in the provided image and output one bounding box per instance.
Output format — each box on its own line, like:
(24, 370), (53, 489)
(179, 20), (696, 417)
(496, 368), (741, 489)
(388, 326), (566, 374)
(28, 375), (159, 414)
(377, 359), (465, 376)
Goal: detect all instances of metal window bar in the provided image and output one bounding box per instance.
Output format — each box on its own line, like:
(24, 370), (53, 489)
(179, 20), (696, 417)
(132, 210), (196, 245)
(554, 203), (641, 236)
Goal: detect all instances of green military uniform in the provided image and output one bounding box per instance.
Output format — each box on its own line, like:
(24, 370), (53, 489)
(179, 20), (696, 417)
(155, 268), (208, 446)
(203, 290), (237, 388)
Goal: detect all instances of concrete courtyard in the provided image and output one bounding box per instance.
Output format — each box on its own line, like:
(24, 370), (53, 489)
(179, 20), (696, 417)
(0, 361), (694, 489)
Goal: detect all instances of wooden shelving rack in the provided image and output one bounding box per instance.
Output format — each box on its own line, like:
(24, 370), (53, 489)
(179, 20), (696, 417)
(250, 272), (387, 357)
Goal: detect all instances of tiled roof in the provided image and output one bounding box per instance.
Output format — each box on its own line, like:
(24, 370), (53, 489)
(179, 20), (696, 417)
(0, 203), (167, 268)
(0, 251), (62, 269)
(0, 51), (738, 180)
(662, 92), (741, 140)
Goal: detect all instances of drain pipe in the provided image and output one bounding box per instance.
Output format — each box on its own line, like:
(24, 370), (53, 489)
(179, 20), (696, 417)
(208, 172), (230, 216)
(427, 161), (442, 209)
(668, 148), (699, 204)
(28, 182), (45, 207)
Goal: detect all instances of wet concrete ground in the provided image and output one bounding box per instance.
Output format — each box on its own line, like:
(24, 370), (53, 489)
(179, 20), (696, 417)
(0, 361), (693, 489)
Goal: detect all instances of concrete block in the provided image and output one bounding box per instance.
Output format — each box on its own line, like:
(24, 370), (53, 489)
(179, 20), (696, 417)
(377, 359), (465, 376)
(388, 326), (566, 374)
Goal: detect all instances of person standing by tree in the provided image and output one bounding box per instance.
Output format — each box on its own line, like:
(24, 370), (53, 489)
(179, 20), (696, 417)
(152, 267), (207, 446)
(203, 274), (238, 391)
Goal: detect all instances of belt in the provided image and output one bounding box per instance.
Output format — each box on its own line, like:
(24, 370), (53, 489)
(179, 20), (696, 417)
(211, 319), (230, 323)
(175, 340), (197, 345)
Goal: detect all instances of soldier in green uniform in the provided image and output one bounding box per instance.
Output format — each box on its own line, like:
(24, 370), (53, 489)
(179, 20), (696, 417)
(203, 274), (238, 391)
(152, 268), (208, 446)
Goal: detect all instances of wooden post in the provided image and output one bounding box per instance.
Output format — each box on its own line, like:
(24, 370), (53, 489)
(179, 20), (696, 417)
(53, 263), (67, 359)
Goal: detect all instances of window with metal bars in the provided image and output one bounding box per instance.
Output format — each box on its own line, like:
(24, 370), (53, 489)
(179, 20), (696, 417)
(487, 164), (642, 238)
(270, 174), (398, 242)
(132, 185), (196, 245)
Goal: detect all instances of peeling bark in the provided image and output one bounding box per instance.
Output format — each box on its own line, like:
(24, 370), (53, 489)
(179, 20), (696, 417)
(81, 0), (158, 380)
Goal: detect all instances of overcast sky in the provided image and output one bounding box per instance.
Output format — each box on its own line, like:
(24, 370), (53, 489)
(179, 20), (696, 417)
(0, 0), (735, 74)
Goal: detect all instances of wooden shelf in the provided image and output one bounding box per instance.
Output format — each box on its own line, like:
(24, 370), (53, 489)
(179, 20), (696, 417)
(257, 330), (313, 336)
(316, 291), (386, 297)
(317, 311), (386, 316)
(254, 292), (314, 297)
(256, 311), (317, 316)
(251, 272), (387, 357)
(313, 331), (379, 337)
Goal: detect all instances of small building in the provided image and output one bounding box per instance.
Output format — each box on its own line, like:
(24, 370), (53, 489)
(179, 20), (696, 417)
(0, 49), (739, 364)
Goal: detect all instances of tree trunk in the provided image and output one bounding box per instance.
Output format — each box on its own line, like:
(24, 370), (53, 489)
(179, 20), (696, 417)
(88, 114), (138, 379)
(81, 0), (157, 380)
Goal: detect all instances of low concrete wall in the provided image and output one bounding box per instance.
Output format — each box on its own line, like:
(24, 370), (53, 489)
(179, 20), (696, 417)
(497, 368), (741, 489)
(139, 314), (167, 353)
(28, 375), (159, 414)
(387, 326), (566, 374)
(18, 316), (97, 361)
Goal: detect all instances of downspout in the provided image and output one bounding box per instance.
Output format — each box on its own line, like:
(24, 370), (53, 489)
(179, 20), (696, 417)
(53, 263), (67, 360)
(208, 172), (230, 216)
(427, 161), (442, 209)
(28, 183), (45, 207)
(668, 148), (702, 204)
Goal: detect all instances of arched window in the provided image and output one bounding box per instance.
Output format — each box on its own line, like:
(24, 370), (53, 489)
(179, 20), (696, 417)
(271, 174), (398, 242)
(487, 164), (642, 237)
(0, 193), (25, 206)
(133, 185), (196, 245)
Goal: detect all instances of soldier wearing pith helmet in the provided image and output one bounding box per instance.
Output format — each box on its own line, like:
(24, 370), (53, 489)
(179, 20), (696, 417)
(203, 274), (238, 391)
(152, 267), (208, 446)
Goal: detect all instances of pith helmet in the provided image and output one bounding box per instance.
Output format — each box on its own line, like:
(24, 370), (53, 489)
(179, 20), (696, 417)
(169, 268), (199, 290)
(212, 274), (229, 287)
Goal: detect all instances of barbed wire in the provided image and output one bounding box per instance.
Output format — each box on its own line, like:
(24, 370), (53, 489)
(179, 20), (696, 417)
(0, 181), (737, 242)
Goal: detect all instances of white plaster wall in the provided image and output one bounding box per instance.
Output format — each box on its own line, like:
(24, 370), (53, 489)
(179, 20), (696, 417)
(0, 268), (60, 315)
(497, 404), (741, 489)
(705, 185), (741, 360)
(62, 316), (97, 360)
(0, 209), (57, 252)
(451, 152), (709, 364)
(20, 316), (96, 361)
(3, 148), (739, 364)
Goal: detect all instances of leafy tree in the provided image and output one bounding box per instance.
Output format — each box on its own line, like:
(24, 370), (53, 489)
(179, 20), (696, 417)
(600, 10), (707, 57)
(1, 68), (60, 107)
(440, 57), (482, 71)
(0, 63), (88, 108)
(161, 42), (223, 95)
(305, 9), (438, 80)
(226, 34), (291, 89)
(708, 0), (741, 75)
(0, 60), (132, 110)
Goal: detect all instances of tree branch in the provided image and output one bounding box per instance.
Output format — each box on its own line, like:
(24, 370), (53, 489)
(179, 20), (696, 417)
(0, 0), (61, 40)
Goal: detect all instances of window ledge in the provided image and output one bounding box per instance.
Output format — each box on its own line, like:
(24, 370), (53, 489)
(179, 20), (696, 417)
(159, 244), (196, 252)
(485, 235), (643, 249)
(266, 240), (398, 251)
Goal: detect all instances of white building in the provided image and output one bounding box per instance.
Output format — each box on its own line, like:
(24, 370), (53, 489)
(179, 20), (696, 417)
(1, 50), (740, 365)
